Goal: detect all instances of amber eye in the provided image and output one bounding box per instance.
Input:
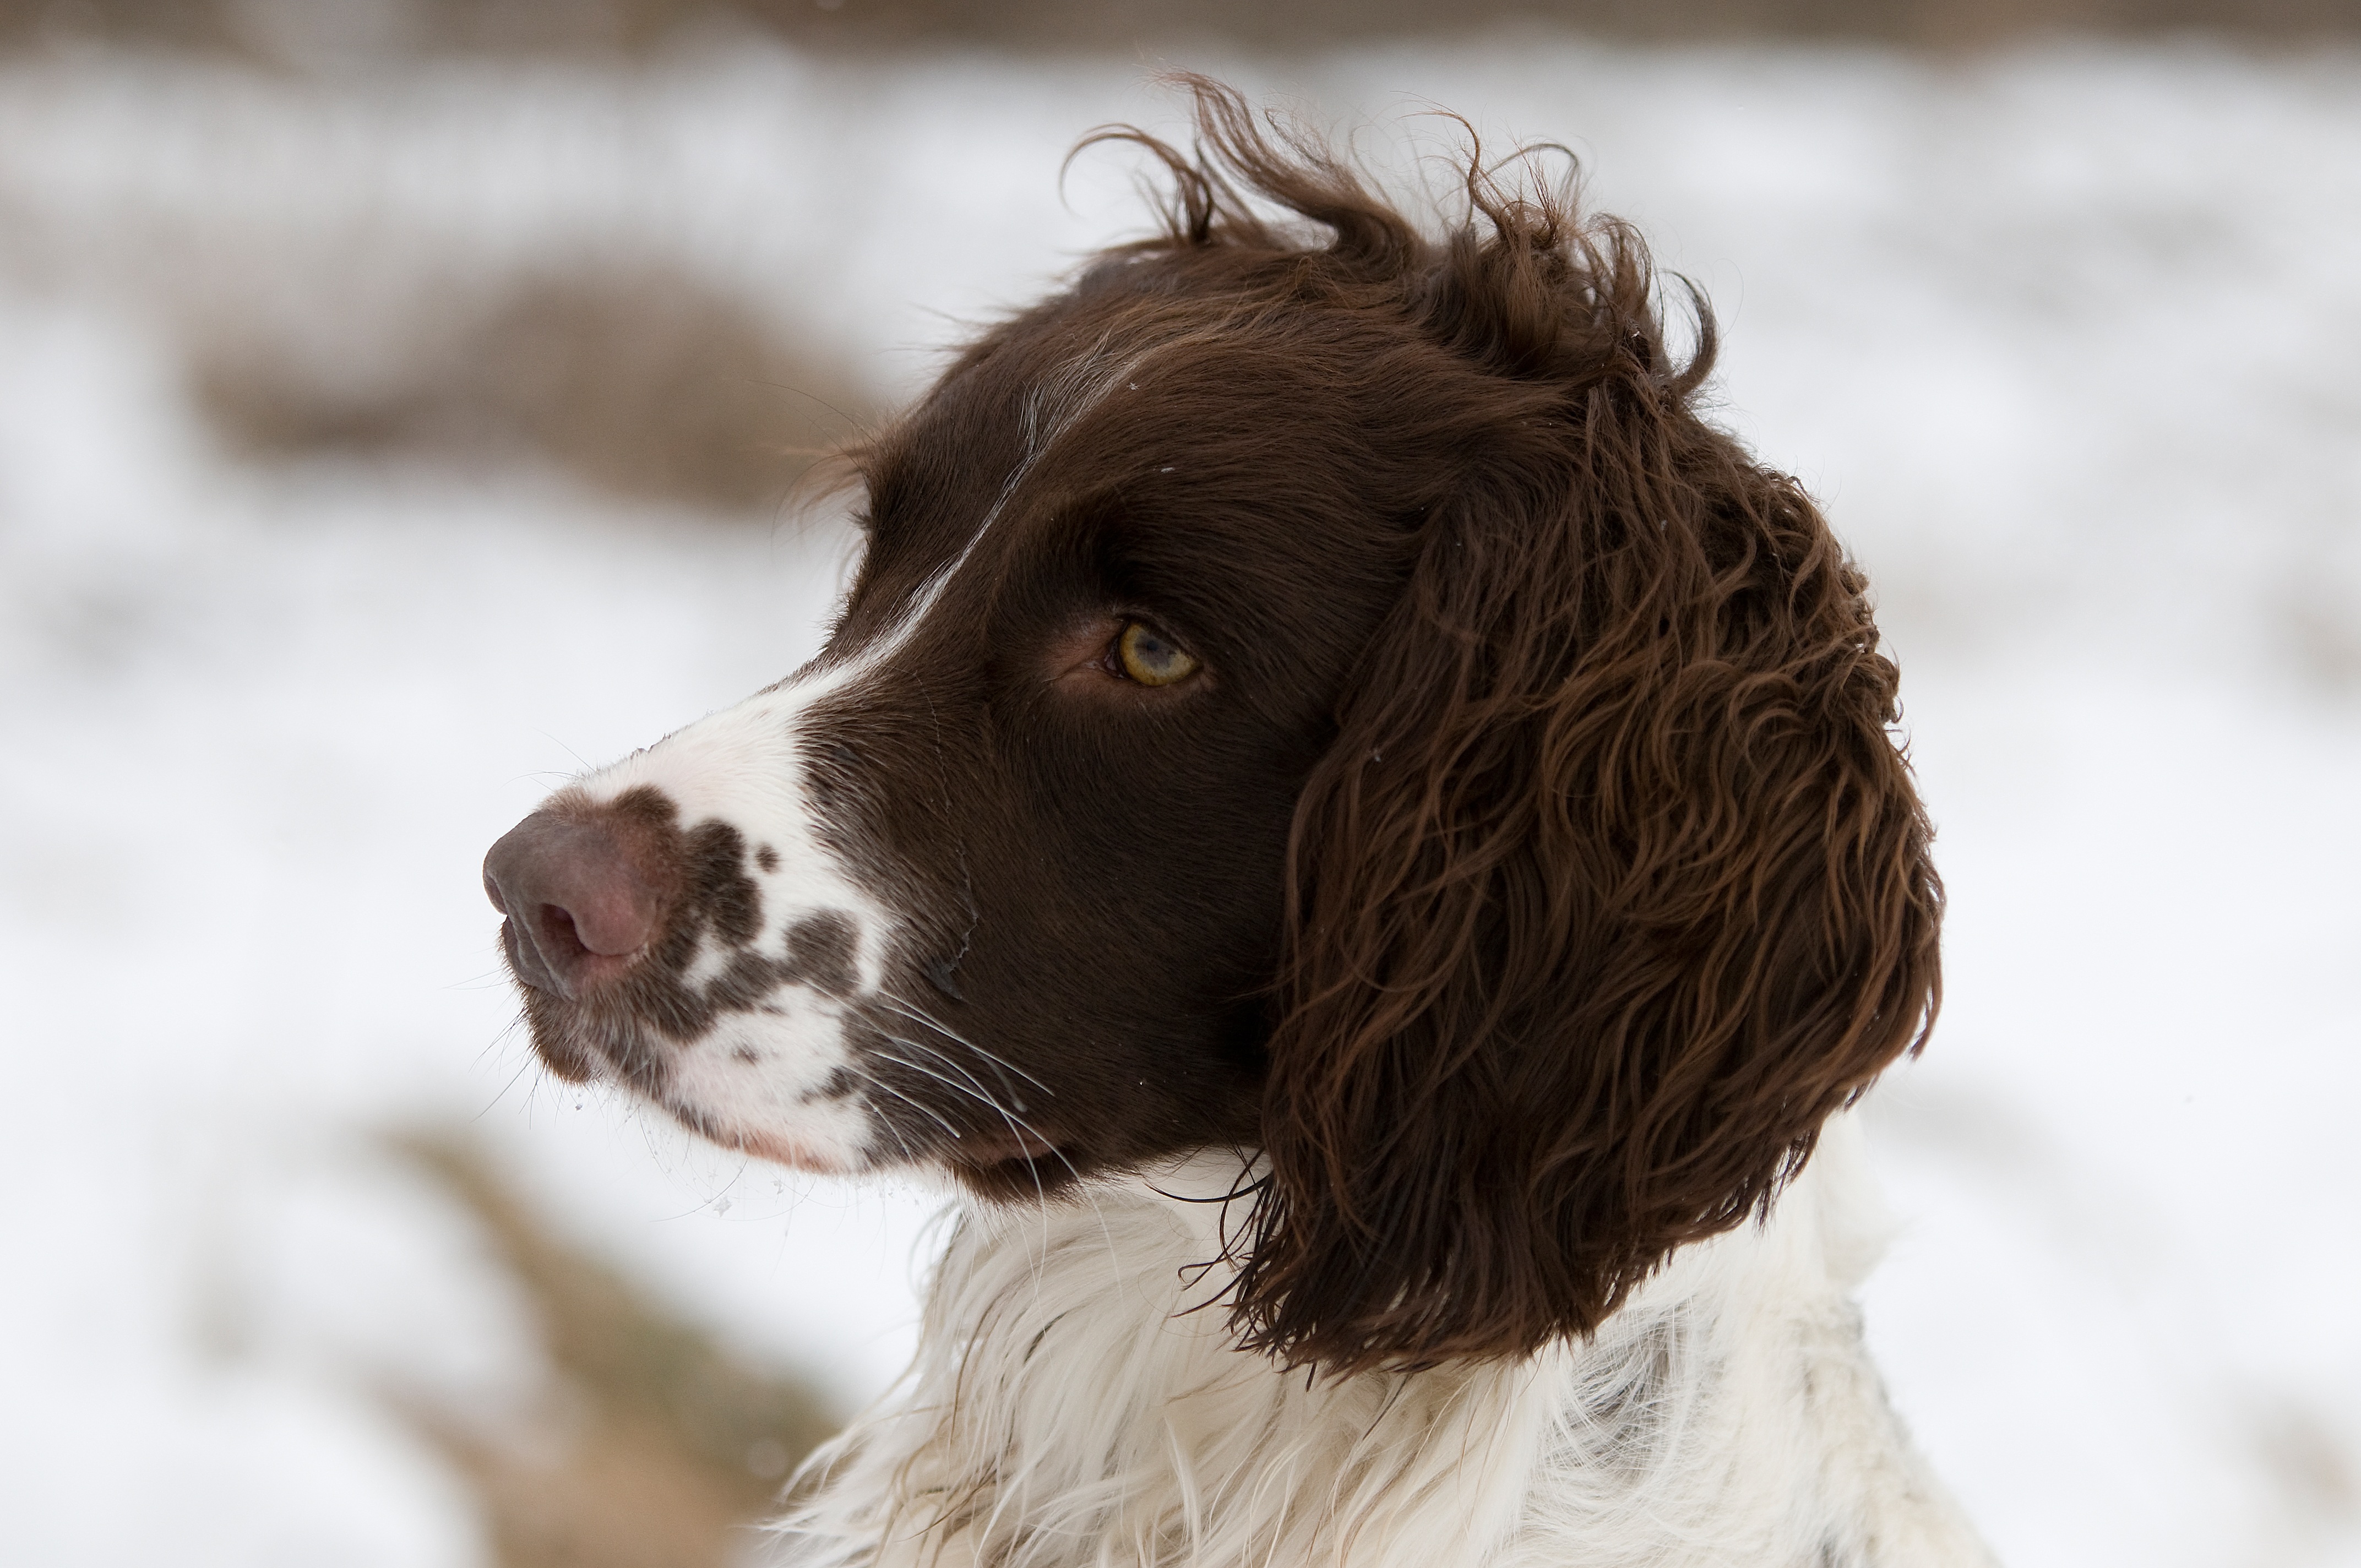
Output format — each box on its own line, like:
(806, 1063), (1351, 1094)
(1115, 620), (1200, 687)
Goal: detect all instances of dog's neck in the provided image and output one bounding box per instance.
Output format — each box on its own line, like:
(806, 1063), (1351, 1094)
(776, 1117), (1989, 1568)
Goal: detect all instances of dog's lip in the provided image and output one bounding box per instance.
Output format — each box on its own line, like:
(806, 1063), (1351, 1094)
(497, 916), (551, 989)
(951, 1126), (1067, 1170)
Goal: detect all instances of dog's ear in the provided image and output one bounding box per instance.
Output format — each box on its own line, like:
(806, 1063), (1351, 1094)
(1234, 335), (1941, 1375)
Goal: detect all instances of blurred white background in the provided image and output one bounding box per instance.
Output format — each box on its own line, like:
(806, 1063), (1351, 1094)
(1, 12), (2357, 1567)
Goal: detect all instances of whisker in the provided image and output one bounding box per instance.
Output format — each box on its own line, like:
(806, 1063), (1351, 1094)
(863, 1042), (1063, 1291)
(873, 992), (1053, 1096)
(840, 1078), (924, 1166)
(866, 1036), (1125, 1297)
(835, 1061), (964, 1142)
(866, 1033), (1100, 1283)
(868, 1030), (1002, 1107)
(868, 1043), (1080, 1189)
(875, 1033), (1068, 1156)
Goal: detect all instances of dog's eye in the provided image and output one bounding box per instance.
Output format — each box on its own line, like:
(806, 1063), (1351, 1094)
(1114, 621), (1199, 687)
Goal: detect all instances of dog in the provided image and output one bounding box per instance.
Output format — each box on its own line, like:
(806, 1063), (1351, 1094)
(483, 79), (1993, 1568)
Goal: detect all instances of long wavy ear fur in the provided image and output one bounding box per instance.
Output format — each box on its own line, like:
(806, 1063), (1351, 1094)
(1108, 79), (1943, 1376)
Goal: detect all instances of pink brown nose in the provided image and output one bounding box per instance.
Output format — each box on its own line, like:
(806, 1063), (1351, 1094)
(483, 811), (663, 998)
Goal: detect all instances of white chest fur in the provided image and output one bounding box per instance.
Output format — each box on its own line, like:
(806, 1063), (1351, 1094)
(774, 1117), (1992, 1568)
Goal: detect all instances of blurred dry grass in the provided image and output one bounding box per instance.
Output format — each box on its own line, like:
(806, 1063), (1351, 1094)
(392, 1133), (840, 1568)
(1, 0), (2355, 55)
(190, 262), (869, 513)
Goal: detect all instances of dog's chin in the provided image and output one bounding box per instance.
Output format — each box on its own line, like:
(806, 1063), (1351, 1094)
(673, 1112), (862, 1175)
(511, 1001), (868, 1178)
(641, 1074), (879, 1175)
(521, 1017), (603, 1084)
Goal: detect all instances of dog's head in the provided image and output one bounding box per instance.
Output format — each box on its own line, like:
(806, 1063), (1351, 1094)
(483, 82), (1940, 1373)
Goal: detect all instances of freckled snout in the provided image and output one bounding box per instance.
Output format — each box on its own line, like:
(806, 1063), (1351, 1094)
(483, 811), (663, 998)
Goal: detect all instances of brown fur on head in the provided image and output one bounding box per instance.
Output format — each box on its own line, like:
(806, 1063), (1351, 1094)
(1085, 80), (1942, 1374)
(486, 75), (1941, 1381)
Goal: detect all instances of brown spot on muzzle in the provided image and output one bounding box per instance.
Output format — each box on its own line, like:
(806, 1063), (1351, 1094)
(488, 786), (805, 1090)
(780, 912), (860, 999)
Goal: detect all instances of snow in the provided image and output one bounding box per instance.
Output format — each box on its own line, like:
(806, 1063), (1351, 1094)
(1, 34), (2356, 1567)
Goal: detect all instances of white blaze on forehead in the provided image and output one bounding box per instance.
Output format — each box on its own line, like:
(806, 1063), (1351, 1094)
(850, 320), (1239, 667)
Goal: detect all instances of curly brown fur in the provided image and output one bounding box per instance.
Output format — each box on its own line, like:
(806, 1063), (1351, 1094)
(1072, 80), (1943, 1374)
(488, 76), (1940, 1383)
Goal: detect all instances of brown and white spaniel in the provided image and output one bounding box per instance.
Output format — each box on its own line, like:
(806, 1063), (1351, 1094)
(483, 79), (1990, 1568)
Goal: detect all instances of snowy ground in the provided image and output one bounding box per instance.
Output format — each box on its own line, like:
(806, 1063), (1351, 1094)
(1, 35), (2357, 1568)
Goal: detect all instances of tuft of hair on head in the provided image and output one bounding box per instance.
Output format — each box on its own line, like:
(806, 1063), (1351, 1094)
(1092, 77), (1942, 1377)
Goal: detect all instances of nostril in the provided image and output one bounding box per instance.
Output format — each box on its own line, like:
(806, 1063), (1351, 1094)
(559, 879), (660, 956)
(534, 902), (592, 961)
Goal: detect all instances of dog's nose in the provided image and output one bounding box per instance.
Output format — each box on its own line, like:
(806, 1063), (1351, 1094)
(483, 811), (662, 998)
